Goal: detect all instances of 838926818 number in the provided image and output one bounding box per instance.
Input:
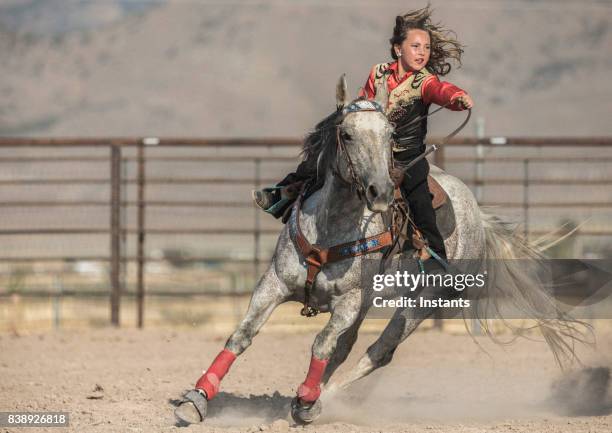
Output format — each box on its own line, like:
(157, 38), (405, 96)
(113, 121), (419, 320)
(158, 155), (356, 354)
(0, 412), (69, 427)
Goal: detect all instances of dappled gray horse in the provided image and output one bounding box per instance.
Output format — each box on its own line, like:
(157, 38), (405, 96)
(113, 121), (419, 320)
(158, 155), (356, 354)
(175, 75), (586, 425)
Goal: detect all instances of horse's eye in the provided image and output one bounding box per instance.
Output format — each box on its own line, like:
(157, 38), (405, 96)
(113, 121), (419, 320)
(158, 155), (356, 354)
(341, 131), (352, 141)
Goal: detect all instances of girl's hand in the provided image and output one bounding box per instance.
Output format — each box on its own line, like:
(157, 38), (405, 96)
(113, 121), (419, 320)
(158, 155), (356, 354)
(453, 93), (474, 109)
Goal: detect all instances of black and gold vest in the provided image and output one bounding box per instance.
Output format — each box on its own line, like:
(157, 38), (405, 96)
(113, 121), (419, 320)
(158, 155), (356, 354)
(373, 63), (432, 153)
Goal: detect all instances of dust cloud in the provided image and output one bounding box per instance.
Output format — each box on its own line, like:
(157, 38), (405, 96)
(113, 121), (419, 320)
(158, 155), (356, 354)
(321, 364), (612, 425)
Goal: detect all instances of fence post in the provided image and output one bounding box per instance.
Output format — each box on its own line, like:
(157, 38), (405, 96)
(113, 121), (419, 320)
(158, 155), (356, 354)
(52, 274), (63, 329)
(474, 117), (486, 204)
(523, 158), (530, 240)
(253, 158), (261, 281)
(137, 141), (146, 328)
(120, 152), (128, 316)
(110, 145), (122, 326)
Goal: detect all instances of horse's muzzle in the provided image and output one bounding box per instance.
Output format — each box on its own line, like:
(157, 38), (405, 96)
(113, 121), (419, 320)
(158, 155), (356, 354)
(365, 180), (394, 213)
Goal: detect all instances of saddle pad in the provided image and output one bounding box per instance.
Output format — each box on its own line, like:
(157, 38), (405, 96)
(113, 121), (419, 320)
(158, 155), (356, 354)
(427, 175), (447, 209)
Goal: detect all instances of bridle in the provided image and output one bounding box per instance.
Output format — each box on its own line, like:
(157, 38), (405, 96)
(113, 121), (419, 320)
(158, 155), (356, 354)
(330, 99), (389, 201)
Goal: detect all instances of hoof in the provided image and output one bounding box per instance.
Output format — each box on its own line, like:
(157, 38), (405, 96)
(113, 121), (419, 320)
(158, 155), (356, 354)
(290, 397), (322, 425)
(174, 390), (207, 424)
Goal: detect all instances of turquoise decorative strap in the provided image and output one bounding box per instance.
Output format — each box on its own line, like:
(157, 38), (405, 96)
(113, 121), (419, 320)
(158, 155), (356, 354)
(264, 197), (290, 215)
(425, 247), (449, 271)
(417, 258), (426, 274)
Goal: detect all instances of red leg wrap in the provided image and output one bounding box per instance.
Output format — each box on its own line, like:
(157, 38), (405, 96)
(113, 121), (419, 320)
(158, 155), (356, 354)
(195, 349), (237, 400)
(297, 355), (329, 403)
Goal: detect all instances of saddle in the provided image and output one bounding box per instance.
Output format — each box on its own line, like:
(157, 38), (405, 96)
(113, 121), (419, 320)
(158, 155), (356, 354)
(389, 167), (447, 210)
(428, 175), (447, 210)
(387, 169), (449, 262)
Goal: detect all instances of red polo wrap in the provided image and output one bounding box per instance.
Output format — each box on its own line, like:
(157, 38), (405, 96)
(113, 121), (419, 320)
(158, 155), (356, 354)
(195, 349), (236, 400)
(297, 356), (329, 403)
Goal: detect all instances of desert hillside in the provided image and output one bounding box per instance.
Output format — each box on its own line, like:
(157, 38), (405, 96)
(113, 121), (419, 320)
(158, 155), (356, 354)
(1, 0), (611, 138)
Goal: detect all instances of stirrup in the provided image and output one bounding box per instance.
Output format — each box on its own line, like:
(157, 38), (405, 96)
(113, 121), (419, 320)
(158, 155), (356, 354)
(253, 184), (301, 217)
(252, 186), (282, 212)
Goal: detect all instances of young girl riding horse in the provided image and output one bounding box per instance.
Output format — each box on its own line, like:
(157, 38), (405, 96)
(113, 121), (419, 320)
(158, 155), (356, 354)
(254, 6), (473, 262)
(176, 8), (591, 426)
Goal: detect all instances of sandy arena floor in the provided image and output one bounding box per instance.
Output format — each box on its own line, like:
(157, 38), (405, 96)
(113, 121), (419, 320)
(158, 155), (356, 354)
(1, 324), (612, 433)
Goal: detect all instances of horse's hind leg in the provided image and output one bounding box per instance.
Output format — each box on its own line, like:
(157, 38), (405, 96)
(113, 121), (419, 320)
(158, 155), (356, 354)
(329, 307), (425, 391)
(175, 264), (287, 423)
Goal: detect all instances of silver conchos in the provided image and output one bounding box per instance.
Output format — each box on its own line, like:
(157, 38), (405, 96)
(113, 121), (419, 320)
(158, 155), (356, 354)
(343, 99), (384, 114)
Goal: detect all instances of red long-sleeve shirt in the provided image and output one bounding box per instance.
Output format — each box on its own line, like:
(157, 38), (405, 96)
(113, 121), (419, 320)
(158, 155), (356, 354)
(359, 62), (467, 111)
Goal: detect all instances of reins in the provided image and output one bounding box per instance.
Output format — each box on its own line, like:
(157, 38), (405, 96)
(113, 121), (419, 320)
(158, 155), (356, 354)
(332, 126), (366, 200)
(393, 106), (472, 169)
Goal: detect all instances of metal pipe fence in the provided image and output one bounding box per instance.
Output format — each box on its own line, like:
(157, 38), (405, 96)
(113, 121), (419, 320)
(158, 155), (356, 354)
(1, 136), (611, 328)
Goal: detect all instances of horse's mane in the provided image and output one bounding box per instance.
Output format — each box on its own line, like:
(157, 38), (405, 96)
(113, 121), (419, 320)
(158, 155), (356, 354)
(300, 109), (342, 181)
(302, 109), (340, 161)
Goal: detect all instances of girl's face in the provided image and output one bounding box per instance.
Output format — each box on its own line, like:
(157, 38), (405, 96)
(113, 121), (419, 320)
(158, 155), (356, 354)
(395, 29), (431, 72)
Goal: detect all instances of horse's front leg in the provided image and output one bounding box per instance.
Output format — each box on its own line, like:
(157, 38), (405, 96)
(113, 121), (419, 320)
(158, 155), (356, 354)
(175, 263), (288, 424)
(291, 288), (361, 424)
(321, 310), (366, 385)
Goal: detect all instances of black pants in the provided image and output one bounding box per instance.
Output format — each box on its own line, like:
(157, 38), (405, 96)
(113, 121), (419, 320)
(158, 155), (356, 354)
(395, 149), (447, 260)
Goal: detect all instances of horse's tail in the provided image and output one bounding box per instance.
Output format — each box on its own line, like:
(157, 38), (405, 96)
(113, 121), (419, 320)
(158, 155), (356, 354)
(475, 210), (594, 369)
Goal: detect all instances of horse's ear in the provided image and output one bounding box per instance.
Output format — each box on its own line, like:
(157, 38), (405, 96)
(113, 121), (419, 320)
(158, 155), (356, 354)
(336, 74), (349, 110)
(374, 78), (388, 109)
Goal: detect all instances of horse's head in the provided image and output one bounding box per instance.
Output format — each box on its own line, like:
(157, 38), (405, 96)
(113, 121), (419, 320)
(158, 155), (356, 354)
(333, 74), (394, 213)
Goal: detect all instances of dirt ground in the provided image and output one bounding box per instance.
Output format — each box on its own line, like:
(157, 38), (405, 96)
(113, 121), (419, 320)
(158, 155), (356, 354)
(1, 324), (612, 433)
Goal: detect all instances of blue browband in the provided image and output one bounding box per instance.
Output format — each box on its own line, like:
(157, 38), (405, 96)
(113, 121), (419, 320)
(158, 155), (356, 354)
(342, 99), (385, 115)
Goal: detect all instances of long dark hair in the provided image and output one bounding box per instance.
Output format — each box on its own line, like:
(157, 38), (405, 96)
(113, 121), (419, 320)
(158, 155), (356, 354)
(389, 5), (464, 76)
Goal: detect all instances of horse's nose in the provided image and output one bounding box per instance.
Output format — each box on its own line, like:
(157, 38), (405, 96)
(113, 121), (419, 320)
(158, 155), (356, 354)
(365, 181), (393, 212)
(366, 184), (379, 201)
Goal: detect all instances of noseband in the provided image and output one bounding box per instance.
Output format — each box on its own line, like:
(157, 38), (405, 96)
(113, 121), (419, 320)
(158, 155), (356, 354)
(332, 99), (388, 201)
